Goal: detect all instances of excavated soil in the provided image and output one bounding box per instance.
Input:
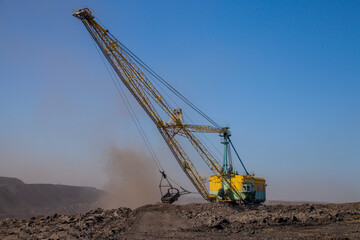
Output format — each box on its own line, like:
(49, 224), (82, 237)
(1, 202), (359, 239)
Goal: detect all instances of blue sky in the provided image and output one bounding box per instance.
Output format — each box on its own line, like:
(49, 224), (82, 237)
(0, 0), (359, 203)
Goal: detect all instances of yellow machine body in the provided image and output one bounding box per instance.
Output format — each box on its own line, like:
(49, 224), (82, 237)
(209, 174), (266, 203)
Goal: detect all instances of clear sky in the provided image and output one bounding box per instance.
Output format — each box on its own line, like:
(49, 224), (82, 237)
(0, 0), (359, 203)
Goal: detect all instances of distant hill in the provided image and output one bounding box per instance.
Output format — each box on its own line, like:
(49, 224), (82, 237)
(0, 176), (103, 219)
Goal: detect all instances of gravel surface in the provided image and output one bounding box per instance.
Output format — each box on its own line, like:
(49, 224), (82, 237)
(1, 202), (359, 239)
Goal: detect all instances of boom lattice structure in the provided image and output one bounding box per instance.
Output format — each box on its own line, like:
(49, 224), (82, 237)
(73, 8), (258, 203)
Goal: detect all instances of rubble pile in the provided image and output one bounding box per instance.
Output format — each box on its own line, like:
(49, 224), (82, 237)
(1, 202), (359, 239)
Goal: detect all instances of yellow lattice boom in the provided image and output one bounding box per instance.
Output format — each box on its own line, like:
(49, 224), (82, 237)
(73, 8), (243, 201)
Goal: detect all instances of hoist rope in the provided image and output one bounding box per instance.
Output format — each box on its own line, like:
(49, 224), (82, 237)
(89, 32), (192, 193)
(90, 35), (163, 172)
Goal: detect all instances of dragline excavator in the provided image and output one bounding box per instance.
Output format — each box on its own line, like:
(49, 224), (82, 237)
(73, 8), (266, 204)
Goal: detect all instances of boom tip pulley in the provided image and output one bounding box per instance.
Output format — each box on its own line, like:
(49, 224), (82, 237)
(72, 8), (94, 20)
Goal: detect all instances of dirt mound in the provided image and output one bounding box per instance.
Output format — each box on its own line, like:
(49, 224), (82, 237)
(1, 202), (359, 239)
(0, 177), (103, 219)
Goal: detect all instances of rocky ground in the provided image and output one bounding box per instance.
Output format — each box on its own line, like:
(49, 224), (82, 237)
(0, 202), (359, 239)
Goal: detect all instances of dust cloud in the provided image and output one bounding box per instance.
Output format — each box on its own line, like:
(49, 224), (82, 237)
(100, 146), (161, 209)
